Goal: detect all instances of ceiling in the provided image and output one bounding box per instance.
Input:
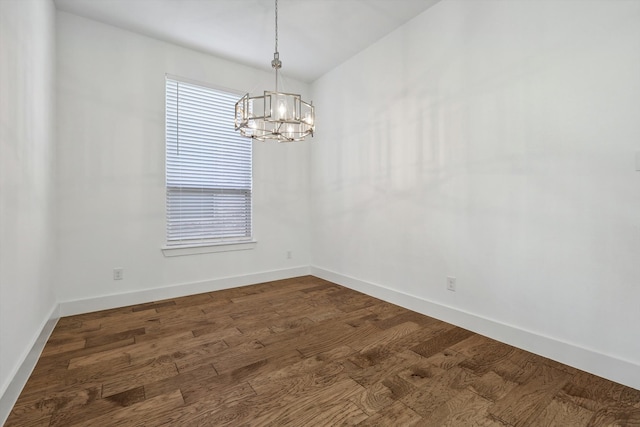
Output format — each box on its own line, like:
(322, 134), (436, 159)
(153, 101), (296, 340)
(53, 0), (440, 83)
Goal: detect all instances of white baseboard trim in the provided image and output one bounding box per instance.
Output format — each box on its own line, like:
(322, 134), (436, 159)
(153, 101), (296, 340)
(59, 266), (311, 317)
(0, 303), (59, 426)
(310, 266), (640, 391)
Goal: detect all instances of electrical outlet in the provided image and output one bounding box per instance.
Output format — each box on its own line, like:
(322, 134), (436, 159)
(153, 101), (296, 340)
(113, 268), (124, 280)
(447, 276), (456, 292)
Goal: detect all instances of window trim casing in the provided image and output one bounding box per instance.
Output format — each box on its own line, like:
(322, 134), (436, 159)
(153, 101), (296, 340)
(161, 240), (257, 257)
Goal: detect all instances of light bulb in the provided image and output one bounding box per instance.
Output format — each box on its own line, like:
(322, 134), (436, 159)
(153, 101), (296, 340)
(278, 101), (287, 119)
(304, 113), (313, 125)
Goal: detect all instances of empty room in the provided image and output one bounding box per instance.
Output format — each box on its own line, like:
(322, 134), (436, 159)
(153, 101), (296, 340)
(1, 0), (639, 425)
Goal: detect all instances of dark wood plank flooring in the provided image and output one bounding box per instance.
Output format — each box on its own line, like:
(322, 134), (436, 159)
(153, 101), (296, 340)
(6, 276), (640, 426)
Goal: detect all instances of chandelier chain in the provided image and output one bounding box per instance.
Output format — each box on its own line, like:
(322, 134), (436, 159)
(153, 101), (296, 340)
(275, 0), (278, 54)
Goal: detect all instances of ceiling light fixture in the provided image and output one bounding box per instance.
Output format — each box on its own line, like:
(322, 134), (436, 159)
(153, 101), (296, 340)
(234, 0), (315, 142)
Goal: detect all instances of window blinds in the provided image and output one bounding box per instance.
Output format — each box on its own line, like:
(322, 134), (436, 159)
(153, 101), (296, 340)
(166, 78), (252, 246)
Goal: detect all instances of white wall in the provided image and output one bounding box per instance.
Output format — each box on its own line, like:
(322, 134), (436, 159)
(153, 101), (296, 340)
(56, 12), (311, 305)
(0, 0), (57, 399)
(311, 0), (640, 381)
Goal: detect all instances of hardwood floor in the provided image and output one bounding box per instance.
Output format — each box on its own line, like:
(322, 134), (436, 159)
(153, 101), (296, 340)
(6, 276), (640, 426)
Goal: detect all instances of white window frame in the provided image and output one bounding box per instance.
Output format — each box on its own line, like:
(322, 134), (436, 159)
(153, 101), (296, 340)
(162, 75), (255, 257)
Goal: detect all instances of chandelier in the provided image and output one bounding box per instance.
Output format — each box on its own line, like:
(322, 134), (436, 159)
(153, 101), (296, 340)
(234, 0), (315, 142)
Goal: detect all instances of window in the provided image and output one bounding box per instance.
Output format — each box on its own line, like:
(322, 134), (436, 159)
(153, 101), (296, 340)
(165, 77), (252, 248)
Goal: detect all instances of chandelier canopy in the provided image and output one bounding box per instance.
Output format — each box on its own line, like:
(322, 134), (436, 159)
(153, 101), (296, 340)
(234, 0), (315, 142)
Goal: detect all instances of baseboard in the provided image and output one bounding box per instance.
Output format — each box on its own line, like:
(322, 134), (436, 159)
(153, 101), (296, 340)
(0, 303), (59, 426)
(59, 266), (311, 317)
(310, 266), (640, 391)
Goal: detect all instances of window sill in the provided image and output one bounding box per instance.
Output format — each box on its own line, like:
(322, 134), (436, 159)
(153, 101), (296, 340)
(162, 241), (257, 257)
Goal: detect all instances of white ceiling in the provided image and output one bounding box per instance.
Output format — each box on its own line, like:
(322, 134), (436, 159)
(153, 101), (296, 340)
(53, 0), (440, 83)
